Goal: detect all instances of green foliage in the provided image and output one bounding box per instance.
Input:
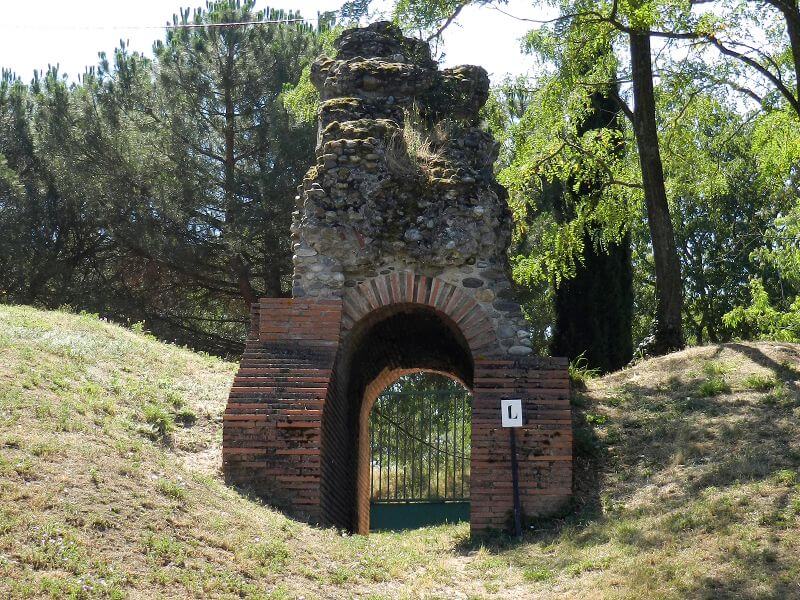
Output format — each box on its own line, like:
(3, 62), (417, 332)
(393, 0), (470, 40)
(723, 280), (800, 342)
(245, 539), (290, 571)
(282, 64), (319, 124)
(0, 2), (323, 356)
(574, 424), (604, 459)
(143, 533), (187, 566)
(658, 89), (794, 345)
(697, 377), (731, 398)
(763, 384), (792, 407)
(496, 76), (638, 288)
(694, 361), (733, 397)
(175, 407), (197, 426)
(756, 207), (800, 283)
(733, 190), (800, 342)
(772, 469), (798, 486)
(488, 30), (637, 366)
(568, 353), (600, 388)
(742, 374), (777, 392)
(752, 109), (800, 186)
(283, 27), (339, 124)
(522, 567), (554, 582)
(156, 478), (187, 501)
(585, 413), (609, 425)
(142, 404), (175, 439)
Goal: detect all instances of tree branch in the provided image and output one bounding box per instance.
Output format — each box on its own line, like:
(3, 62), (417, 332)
(426, 1), (470, 42)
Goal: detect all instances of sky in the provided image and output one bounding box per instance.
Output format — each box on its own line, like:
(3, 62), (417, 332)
(0, 0), (553, 83)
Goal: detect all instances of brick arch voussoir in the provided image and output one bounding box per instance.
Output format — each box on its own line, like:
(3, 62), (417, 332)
(341, 271), (497, 356)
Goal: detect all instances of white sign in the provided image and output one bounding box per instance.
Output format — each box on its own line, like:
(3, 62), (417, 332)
(501, 399), (523, 428)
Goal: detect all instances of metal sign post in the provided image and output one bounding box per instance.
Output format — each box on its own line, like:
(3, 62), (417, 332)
(500, 399), (523, 538)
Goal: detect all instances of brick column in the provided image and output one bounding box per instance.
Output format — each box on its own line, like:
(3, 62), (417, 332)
(470, 357), (572, 532)
(222, 298), (342, 521)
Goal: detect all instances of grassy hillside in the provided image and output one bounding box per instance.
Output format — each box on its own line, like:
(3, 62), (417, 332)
(1, 305), (799, 599)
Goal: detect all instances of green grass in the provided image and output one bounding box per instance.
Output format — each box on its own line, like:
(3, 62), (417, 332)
(568, 352), (600, 388)
(743, 373), (778, 392)
(156, 478), (187, 501)
(1, 305), (799, 599)
(698, 376), (732, 397)
(696, 361), (733, 397)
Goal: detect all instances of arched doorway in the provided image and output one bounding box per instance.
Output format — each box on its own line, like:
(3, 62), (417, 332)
(320, 302), (476, 534)
(367, 372), (471, 530)
(223, 276), (572, 536)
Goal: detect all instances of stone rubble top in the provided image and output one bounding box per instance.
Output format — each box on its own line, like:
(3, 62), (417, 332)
(290, 21), (533, 356)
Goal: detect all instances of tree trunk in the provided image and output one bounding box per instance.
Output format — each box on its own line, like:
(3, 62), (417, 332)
(629, 32), (685, 354)
(230, 254), (257, 306)
(549, 89), (634, 372)
(784, 2), (800, 113)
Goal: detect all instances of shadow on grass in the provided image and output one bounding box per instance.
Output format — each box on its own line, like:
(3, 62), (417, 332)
(457, 343), (800, 577)
(679, 538), (799, 599)
(727, 342), (800, 397)
(604, 390), (798, 500)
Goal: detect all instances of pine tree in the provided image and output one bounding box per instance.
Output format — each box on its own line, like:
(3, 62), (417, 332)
(151, 1), (322, 303)
(0, 2), (324, 354)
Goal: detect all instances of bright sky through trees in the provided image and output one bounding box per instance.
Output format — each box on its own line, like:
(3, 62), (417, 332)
(0, 0), (551, 82)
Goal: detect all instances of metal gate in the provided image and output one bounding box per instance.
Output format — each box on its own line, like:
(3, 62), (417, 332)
(369, 378), (471, 530)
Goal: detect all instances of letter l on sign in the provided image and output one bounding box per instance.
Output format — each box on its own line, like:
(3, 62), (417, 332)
(501, 399), (523, 427)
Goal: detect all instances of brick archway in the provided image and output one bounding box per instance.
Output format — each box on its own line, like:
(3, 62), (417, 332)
(321, 273), (485, 530)
(339, 272), (500, 358)
(325, 277), (482, 533)
(223, 271), (572, 534)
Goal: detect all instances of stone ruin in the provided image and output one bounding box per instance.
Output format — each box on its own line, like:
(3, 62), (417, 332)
(291, 21), (533, 356)
(223, 22), (571, 535)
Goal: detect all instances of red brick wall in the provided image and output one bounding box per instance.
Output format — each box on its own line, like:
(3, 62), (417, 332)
(222, 298), (342, 520)
(471, 358), (572, 531)
(223, 274), (572, 534)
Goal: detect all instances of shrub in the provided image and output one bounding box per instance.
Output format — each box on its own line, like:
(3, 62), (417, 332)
(763, 384), (792, 406)
(523, 567), (553, 582)
(175, 407), (197, 426)
(156, 478), (186, 501)
(585, 413), (608, 425)
(385, 105), (446, 180)
(772, 469), (798, 486)
(143, 533), (186, 566)
(142, 404), (174, 438)
(723, 279), (800, 342)
(246, 539), (290, 571)
(569, 353), (600, 388)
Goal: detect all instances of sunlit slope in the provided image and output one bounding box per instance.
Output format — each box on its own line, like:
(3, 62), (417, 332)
(1, 304), (799, 599)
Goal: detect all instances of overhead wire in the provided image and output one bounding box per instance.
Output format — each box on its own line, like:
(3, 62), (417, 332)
(0, 17), (325, 32)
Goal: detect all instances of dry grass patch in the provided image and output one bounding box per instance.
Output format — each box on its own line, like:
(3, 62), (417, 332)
(1, 306), (799, 598)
